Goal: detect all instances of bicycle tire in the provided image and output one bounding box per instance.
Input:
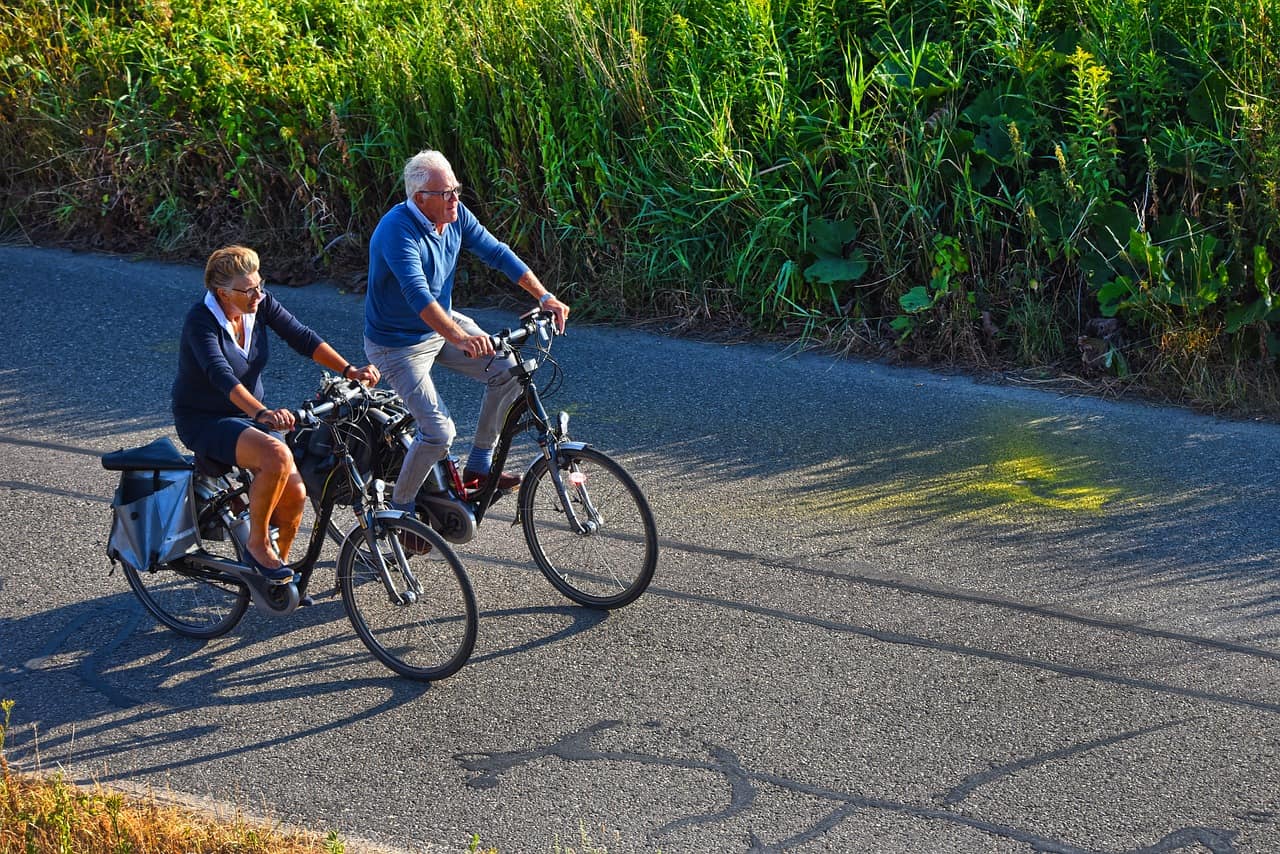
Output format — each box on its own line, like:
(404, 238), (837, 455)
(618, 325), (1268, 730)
(519, 446), (657, 609)
(337, 515), (477, 681)
(122, 518), (250, 639)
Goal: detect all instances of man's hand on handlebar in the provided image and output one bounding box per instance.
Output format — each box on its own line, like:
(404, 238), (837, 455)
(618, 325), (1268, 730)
(542, 295), (569, 334)
(458, 332), (495, 359)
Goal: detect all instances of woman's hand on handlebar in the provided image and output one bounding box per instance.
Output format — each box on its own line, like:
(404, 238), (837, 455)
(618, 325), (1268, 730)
(349, 363), (380, 386)
(255, 407), (296, 432)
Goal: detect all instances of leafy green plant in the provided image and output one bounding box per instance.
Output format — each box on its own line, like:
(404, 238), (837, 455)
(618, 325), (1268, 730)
(2, 0), (1279, 413)
(798, 215), (869, 311)
(893, 234), (972, 338)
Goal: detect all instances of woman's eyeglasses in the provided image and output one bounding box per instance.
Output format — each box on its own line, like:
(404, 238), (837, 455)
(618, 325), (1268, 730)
(223, 284), (266, 299)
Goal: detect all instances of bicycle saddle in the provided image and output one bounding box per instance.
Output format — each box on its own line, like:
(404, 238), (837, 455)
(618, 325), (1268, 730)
(101, 436), (194, 471)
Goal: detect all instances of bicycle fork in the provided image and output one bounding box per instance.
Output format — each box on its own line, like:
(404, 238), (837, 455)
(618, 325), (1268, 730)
(345, 455), (424, 606)
(538, 435), (602, 536)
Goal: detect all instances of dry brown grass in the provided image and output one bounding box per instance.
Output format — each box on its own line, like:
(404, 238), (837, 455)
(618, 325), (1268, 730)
(0, 699), (361, 854)
(1, 769), (349, 854)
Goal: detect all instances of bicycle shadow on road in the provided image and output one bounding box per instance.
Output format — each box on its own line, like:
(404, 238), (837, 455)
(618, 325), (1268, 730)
(0, 585), (605, 785)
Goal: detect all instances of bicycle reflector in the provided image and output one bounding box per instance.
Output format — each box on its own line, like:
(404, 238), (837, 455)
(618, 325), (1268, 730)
(568, 471), (587, 486)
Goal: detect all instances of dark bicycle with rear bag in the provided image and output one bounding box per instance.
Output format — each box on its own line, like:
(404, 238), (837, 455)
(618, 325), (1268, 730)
(103, 309), (655, 681)
(102, 376), (478, 681)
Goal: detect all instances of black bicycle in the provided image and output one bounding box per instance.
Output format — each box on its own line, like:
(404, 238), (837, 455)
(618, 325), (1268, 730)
(103, 376), (478, 681)
(335, 310), (659, 609)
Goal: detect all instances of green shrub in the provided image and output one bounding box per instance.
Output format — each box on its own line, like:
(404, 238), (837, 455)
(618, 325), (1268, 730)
(2, 0), (1277, 412)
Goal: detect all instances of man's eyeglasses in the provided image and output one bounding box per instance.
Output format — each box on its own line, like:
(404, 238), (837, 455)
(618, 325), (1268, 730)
(417, 186), (463, 200)
(223, 284), (266, 299)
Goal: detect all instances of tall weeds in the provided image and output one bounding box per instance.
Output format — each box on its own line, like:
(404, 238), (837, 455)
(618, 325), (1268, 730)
(1, 0), (1277, 411)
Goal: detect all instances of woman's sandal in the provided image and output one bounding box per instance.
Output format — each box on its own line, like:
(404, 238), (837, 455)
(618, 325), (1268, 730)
(245, 551), (293, 585)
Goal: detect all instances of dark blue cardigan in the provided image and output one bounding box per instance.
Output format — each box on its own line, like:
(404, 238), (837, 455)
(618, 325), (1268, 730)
(171, 292), (322, 431)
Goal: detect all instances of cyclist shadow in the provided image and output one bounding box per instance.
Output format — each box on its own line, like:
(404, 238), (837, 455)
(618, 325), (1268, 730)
(469, 604), (609, 665)
(3, 579), (608, 783)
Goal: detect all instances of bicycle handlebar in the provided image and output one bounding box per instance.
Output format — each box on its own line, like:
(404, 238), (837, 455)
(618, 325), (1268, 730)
(293, 310), (559, 428)
(293, 376), (366, 428)
(489, 309), (559, 354)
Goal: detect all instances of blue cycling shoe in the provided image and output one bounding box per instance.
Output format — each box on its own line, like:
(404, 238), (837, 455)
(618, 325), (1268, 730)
(245, 552), (293, 585)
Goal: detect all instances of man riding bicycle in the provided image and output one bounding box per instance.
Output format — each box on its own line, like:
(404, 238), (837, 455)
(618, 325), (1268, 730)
(362, 149), (570, 516)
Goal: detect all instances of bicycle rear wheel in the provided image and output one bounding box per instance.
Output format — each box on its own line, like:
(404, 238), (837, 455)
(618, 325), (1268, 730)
(519, 446), (657, 609)
(337, 515), (477, 681)
(122, 520), (249, 639)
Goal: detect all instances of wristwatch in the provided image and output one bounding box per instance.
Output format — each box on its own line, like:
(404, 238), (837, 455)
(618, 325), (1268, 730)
(539, 292), (555, 306)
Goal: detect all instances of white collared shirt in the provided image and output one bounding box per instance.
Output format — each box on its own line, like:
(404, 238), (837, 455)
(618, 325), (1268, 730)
(204, 290), (255, 358)
(405, 198), (441, 236)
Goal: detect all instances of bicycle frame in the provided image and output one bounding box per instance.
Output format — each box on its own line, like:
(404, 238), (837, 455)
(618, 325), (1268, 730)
(178, 407), (409, 615)
(458, 330), (595, 536)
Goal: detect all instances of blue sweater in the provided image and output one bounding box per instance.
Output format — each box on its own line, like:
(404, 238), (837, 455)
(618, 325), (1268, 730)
(364, 200), (530, 348)
(172, 292), (323, 424)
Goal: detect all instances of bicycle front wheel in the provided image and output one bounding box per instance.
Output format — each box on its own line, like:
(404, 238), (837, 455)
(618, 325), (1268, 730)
(520, 447), (658, 609)
(337, 515), (477, 681)
(122, 520), (249, 639)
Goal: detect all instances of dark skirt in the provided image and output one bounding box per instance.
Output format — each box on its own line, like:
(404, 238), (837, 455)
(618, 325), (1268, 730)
(174, 411), (281, 467)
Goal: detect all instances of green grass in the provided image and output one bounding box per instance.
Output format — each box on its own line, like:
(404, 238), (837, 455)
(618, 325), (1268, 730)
(2, 0), (1278, 415)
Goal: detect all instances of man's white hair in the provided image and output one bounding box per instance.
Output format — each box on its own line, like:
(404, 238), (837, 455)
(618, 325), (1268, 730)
(403, 149), (454, 199)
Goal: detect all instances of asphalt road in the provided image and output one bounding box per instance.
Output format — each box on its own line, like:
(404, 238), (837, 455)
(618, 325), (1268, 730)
(1, 244), (1278, 854)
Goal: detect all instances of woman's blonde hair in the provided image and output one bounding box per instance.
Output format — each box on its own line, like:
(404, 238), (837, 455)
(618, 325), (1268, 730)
(204, 245), (260, 293)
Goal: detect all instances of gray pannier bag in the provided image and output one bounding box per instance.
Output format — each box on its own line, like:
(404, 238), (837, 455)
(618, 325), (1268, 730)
(103, 437), (200, 573)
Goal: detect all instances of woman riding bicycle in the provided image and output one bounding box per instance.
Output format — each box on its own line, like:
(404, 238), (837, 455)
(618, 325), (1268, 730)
(172, 245), (379, 582)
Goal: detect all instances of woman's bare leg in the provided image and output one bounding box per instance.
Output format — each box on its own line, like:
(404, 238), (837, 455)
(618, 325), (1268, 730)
(270, 472), (307, 561)
(235, 429), (293, 569)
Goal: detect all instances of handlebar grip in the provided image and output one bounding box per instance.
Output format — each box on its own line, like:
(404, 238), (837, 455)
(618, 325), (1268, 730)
(489, 310), (556, 352)
(301, 399), (337, 422)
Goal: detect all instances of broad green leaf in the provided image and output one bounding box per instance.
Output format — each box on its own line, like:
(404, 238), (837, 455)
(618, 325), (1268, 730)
(1255, 244), (1274, 300)
(1123, 230), (1169, 290)
(873, 51), (959, 98)
(809, 218), (860, 257)
(1096, 276), (1134, 317)
(1225, 299), (1270, 333)
(1092, 203), (1138, 254)
(1188, 72), (1228, 127)
(971, 119), (1013, 165)
(1105, 346), (1129, 377)
(803, 254), (869, 285)
(890, 314), (916, 339)
(899, 286), (933, 314)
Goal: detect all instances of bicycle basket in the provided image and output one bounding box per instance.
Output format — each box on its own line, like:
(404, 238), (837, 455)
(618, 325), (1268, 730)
(108, 468), (199, 572)
(291, 419), (375, 505)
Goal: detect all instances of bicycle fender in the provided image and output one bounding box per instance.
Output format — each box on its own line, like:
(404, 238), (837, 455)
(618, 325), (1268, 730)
(545, 440), (589, 457)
